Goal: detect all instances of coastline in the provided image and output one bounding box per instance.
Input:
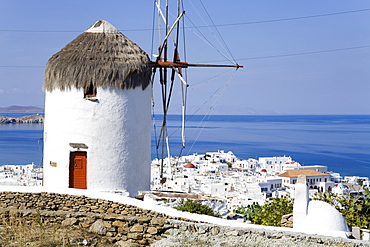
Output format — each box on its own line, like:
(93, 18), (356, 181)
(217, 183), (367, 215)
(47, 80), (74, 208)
(0, 114), (44, 124)
(0, 114), (369, 179)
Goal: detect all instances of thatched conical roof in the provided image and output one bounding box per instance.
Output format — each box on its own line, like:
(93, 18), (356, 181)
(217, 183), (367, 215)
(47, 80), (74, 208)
(44, 20), (151, 92)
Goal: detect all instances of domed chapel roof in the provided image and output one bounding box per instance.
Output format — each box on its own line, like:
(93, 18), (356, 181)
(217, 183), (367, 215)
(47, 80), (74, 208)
(184, 163), (195, 168)
(44, 20), (151, 92)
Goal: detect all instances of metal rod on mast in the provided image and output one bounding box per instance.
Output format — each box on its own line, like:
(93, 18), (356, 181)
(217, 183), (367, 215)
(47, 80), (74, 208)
(152, 61), (244, 69)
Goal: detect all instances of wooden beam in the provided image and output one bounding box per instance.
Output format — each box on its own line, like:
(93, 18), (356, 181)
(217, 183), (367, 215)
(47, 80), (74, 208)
(151, 61), (243, 69)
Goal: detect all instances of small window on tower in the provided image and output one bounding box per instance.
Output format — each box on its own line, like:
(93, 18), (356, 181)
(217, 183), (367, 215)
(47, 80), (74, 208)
(84, 82), (97, 101)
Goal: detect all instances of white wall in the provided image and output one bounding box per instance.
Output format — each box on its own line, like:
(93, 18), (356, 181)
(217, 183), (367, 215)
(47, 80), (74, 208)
(43, 86), (151, 196)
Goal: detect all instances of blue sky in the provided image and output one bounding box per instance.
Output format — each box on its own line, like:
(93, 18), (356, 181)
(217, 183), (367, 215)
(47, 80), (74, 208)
(1, 0), (369, 115)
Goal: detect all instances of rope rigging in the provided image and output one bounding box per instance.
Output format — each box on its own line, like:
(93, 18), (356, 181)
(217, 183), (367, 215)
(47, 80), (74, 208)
(151, 0), (242, 182)
(186, 69), (237, 155)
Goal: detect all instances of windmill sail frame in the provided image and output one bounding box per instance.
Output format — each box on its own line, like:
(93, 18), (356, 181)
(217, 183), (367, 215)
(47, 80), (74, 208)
(151, 0), (242, 181)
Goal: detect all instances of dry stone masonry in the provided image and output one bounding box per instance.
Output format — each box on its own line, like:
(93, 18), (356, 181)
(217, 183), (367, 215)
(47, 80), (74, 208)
(0, 192), (368, 246)
(154, 220), (370, 247)
(0, 192), (195, 246)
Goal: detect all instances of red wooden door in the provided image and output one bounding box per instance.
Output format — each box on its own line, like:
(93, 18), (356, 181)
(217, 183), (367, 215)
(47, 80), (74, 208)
(69, 151), (87, 189)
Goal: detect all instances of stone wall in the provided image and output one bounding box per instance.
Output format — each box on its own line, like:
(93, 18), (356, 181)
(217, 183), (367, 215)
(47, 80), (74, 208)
(0, 191), (196, 246)
(281, 213), (293, 228)
(0, 192), (368, 247)
(154, 220), (370, 247)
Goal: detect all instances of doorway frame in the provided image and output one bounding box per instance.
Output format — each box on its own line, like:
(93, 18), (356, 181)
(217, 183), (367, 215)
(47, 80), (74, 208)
(69, 151), (87, 189)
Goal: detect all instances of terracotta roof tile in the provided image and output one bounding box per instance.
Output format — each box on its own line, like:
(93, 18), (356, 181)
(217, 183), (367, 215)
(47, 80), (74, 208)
(278, 169), (329, 177)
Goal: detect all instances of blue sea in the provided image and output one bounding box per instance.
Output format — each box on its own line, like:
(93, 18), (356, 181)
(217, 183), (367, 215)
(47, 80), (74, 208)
(0, 113), (44, 166)
(1, 113), (369, 178)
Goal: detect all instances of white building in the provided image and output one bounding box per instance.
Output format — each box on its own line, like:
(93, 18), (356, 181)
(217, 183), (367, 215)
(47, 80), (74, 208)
(0, 163), (35, 175)
(0, 163), (43, 186)
(255, 177), (283, 197)
(278, 169), (333, 194)
(205, 150), (237, 163)
(295, 165), (328, 173)
(332, 183), (350, 196)
(343, 175), (369, 184)
(43, 20), (152, 196)
(232, 158), (258, 170)
(258, 156), (301, 174)
(363, 179), (370, 188)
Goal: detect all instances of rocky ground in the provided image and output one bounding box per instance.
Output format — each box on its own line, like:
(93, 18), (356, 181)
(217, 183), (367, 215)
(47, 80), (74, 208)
(153, 220), (370, 247)
(0, 223), (111, 246)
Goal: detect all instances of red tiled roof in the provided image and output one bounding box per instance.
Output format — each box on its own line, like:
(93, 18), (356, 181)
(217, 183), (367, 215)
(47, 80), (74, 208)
(278, 169), (329, 177)
(184, 163), (195, 168)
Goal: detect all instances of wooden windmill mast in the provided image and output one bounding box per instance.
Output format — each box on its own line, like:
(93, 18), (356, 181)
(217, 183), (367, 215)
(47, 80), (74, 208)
(151, 0), (243, 181)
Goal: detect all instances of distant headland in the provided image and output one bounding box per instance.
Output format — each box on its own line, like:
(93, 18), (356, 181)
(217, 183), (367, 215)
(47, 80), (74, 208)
(0, 106), (44, 124)
(0, 105), (44, 113)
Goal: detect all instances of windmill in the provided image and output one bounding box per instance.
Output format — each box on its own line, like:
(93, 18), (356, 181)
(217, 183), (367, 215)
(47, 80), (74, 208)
(150, 0), (243, 182)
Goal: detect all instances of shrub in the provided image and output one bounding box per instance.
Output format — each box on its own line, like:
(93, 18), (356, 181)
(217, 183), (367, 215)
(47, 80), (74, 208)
(234, 203), (262, 222)
(173, 199), (220, 217)
(252, 197), (293, 226)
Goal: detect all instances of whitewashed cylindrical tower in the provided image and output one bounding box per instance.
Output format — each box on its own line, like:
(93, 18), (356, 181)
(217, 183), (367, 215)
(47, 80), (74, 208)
(43, 20), (152, 196)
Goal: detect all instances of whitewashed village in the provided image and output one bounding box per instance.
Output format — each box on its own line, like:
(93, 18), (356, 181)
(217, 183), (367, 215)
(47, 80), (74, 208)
(148, 150), (369, 213)
(0, 163), (43, 187)
(1, 151), (369, 218)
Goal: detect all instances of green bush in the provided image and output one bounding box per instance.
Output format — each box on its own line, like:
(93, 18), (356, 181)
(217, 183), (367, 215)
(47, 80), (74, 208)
(252, 197), (293, 226)
(234, 203), (262, 222)
(234, 198), (293, 226)
(234, 188), (370, 229)
(173, 199), (220, 217)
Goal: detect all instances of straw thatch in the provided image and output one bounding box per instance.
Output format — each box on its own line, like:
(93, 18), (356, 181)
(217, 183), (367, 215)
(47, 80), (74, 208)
(44, 29), (151, 92)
